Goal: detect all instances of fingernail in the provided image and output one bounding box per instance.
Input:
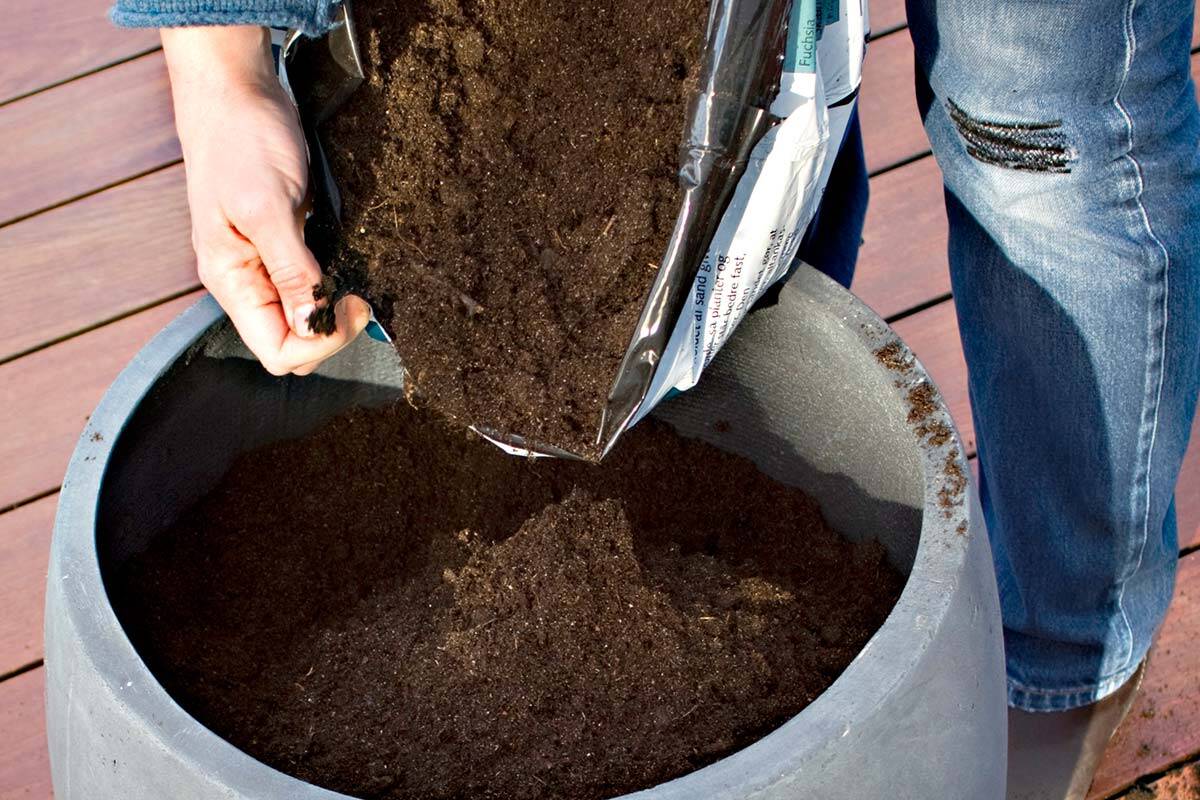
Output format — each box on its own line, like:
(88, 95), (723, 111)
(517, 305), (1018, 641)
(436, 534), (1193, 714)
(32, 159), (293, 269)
(294, 304), (316, 337)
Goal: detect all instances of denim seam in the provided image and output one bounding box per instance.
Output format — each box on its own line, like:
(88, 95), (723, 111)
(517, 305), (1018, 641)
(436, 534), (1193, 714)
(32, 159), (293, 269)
(1008, 659), (1143, 711)
(1005, 664), (1136, 696)
(1112, 0), (1172, 679)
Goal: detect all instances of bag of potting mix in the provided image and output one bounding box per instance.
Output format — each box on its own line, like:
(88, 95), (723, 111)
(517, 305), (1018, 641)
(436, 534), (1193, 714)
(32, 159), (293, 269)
(280, 0), (866, 459)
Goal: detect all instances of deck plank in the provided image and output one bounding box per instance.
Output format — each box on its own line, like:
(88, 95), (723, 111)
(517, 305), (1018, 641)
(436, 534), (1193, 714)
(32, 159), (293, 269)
(1, 0), (158, 106)
(859, 31), (926, 175)
(852, 155), (950, 320)
(1124, 760), (1200, 799)
(868, 0), (907, 35)
(0, 51), (179, 227)
(1090, 550), (1200, 798)
(0, 292), (204, 511)
(1177, 412), (1200, 552)
(0, 668), (51, 800)
(0, 497), (57, 679)
(0, 164), (196, 363)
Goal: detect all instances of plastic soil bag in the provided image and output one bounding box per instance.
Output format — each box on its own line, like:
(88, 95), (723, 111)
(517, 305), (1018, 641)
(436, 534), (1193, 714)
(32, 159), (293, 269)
(281, 0), (866, 460)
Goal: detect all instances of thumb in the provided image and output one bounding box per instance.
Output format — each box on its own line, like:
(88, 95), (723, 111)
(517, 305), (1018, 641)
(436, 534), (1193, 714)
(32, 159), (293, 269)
(247, 208), (326, 338)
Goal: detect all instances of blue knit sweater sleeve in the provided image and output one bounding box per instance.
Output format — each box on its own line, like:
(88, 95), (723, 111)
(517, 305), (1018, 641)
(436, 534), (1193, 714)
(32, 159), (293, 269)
(110, 0), (338, 36)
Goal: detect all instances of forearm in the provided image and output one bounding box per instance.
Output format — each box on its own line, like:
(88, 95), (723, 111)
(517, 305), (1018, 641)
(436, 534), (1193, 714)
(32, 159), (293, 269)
(154, 21), (371, 369)
(161, 26), (278, 155)
(110, 0), (339, 36)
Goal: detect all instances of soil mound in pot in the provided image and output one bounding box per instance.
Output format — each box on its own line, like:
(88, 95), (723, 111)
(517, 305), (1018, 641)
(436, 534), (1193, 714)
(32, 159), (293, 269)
(316, 0), (708, 458)
(109, 406), (904, 800)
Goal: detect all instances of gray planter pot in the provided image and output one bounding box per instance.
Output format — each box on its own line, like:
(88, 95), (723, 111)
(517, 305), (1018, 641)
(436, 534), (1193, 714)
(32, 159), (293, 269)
(45, 268), (1006, 799)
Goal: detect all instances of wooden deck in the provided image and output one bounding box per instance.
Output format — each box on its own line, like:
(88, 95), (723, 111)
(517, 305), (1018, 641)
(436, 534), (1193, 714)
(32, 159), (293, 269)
(1, 3), (1198, 797)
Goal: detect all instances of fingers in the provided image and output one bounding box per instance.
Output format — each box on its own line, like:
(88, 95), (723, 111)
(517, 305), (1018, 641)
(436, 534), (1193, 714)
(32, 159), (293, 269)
(197, 230), (371, 375)
(228, 193), (325, 338)
(238, 293), (369, 377)
(288, 297), (373, 376)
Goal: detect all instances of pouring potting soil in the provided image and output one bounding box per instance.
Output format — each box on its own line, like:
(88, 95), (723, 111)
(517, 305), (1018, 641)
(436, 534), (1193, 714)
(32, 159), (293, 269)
(308, 0), (707, 459)
(109, 403), (904, 800)
(109, 1), (901, 796)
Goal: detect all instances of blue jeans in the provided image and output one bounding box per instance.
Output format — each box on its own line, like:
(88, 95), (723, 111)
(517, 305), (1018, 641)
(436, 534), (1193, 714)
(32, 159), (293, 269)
(801, 0), (1200, 711)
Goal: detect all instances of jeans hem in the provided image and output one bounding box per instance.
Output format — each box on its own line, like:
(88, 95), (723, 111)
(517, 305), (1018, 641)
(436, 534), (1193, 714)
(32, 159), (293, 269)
(1006, 659), (1144, 712)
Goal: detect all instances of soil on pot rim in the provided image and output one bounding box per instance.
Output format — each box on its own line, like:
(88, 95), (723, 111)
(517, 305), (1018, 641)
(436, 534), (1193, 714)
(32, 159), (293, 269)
(313, 0), (708, 458)
(109, 406), (905, 800)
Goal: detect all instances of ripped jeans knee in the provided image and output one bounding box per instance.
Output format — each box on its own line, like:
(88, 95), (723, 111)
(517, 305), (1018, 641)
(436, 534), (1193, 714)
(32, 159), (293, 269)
(945, 99), (1076, 174)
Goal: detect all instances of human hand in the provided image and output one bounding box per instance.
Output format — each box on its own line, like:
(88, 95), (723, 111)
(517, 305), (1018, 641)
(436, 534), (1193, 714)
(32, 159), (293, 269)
(161, 25), (370, 376)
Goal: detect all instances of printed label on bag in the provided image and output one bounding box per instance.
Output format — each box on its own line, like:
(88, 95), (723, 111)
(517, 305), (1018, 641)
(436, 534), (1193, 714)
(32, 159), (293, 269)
(637, 0), (866, 426)
(785, 0), (820, 73)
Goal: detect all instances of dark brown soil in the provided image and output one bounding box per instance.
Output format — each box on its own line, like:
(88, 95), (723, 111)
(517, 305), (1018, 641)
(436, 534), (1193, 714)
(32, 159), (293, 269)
(110, 406), (904, 800)
(317, 0), (707, 457)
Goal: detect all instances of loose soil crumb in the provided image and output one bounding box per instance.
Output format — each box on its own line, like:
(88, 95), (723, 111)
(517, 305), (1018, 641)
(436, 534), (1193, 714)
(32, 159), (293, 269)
(906, 382), (938, 425)
(109, 407), (904, 800)
(873, 341), (912, 373)
(938, 449), (968, 516)
(316, 0), (708, 457)
(916, 420), (953, 447)
(943, 450), (967, 498)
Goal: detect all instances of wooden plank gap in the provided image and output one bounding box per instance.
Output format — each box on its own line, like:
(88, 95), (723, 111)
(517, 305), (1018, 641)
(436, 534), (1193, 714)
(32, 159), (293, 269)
(1116, 758), (1200, 798)
(859, 32), (928, 174)
(0, 44), (161, 110)
(868, 149), (934, 180)
(0, 158), (183, 232)
(853, 155), (951, 319)
(884, 291), (953, 326)
(0, 487), (59, 518)
(1114, 756), (1200, 798)
(0, 283), (201, 369)
(0, 660), (43, 687)
(0, 0), (160, 105)
(869, 22), (908, 40)
(0, 162), (196, 362)
(867, 0), (908, 42)
(0, 291), (205, 511)
(0, 50), (181, 226)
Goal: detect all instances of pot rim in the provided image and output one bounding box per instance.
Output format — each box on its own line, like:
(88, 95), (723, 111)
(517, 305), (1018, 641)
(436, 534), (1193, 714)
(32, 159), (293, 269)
(50, 268), (974, 799)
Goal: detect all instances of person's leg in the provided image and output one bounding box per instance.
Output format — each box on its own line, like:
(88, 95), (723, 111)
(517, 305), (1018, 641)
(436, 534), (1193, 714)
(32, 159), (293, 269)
(905, 0), (1200, 716)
